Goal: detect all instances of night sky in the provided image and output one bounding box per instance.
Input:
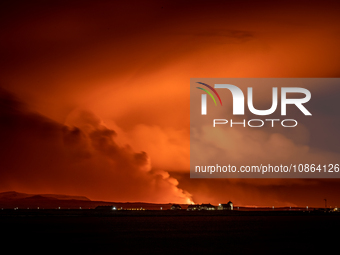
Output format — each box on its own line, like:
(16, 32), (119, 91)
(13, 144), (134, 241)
(1, 0), (340, 207)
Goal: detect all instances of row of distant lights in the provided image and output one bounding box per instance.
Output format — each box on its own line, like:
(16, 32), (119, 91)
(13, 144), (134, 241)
(2, 206), (338, 210)
(6, 207), (83, 210)
(111, 207), (144, 210)
(1, 206), (136, 210)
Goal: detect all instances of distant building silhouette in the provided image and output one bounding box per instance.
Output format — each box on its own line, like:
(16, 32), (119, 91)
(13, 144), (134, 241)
(187, 204), (199, 211)
(199, 203), (215, 210)
(217, 201), (233, 210)
(170, 204), (182, 210)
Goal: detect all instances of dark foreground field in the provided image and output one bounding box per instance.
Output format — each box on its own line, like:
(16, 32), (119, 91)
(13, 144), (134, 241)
(1, 210), (339, 254)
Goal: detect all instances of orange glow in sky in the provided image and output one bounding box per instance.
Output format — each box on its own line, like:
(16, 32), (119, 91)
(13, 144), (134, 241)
(1, 0), (340, 207)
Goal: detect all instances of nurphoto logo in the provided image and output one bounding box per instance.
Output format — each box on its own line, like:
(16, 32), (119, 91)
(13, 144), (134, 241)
(196, 81), (311, 128)
(190, 78), (338, 179)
